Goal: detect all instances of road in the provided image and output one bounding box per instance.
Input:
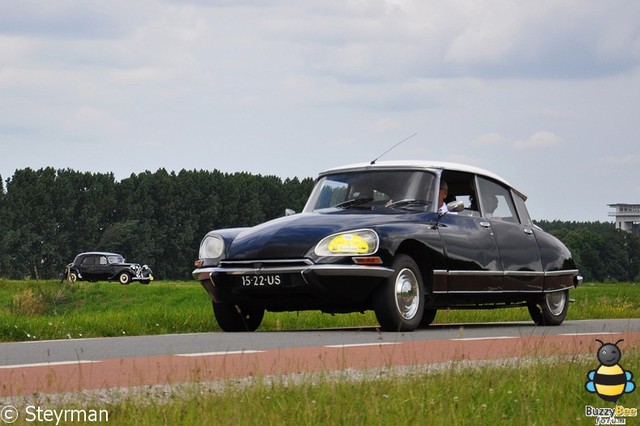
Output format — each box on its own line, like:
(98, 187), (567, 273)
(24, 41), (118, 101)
(1, 319), (639, 397)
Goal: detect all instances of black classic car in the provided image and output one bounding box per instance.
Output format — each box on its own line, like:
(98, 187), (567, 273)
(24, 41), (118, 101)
(193, 161), (581, 332)
(64, 252), (153, 285)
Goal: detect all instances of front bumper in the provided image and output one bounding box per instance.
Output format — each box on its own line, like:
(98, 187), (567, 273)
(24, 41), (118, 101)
(193, 260), (394, 304)
(193, 263), (394, 281)
(131, 274), (154, 281)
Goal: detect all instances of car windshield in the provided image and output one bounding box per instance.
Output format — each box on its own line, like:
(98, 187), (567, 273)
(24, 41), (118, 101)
(108, 255), (124, 264)
(303, 170), (437, 213)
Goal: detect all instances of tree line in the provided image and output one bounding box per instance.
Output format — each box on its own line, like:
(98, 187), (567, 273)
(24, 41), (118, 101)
(535, 220), (640, 282)
(0, 168), (313, 280)
(0, 168), (638, 282)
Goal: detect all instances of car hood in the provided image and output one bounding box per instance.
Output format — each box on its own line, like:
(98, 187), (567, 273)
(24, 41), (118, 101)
(226, 211), (421, 260)
(112, 262), (140, 268)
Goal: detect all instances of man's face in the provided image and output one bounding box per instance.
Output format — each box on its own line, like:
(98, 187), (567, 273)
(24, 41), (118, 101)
(439, 187), (447, 204)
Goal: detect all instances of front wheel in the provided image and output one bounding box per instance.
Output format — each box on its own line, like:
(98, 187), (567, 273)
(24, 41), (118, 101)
(118, 272), (131, 285)
(527, 290), (568, 326)
(213, 302), (264, 332)
(373, 254), (424, 332)
(419, 308), (437, 328)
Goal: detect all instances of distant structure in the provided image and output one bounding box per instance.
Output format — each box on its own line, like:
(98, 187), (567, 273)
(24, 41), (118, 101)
(608, 204), (640, 237)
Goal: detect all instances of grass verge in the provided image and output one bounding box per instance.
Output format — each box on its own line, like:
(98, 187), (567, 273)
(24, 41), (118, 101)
(7, 353), (639, 425)
(0, 280), (639, 342)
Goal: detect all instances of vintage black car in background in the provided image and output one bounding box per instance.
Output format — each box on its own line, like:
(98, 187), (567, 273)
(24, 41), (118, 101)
(193, 161), (581, 332)
(64, 252), (153, 284)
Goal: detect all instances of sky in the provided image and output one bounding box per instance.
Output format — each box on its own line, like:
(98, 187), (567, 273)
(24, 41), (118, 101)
(1, 0), (639, 222)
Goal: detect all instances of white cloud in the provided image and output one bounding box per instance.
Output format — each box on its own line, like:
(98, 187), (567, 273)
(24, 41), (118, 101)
(374, 118), (402, 131)
(513, 131), (564, 150)
(604, 155), (640, 166)
(1, 0), (640, 221)
(472, 133), (510, 147)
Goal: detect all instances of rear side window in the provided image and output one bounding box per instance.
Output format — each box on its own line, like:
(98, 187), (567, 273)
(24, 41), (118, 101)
(81, 256), (96, 266)
(512, 192), (532, 226)
(476, 177), (519, 223)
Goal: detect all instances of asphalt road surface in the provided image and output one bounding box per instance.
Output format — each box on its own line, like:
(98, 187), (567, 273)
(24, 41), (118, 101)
(1, 319), (639, 397)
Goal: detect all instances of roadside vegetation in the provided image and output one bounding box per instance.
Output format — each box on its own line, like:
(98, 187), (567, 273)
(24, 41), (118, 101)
(1, 279), (638, 342)
(3, 280), (639, 424)
(11, 352), (640, 425)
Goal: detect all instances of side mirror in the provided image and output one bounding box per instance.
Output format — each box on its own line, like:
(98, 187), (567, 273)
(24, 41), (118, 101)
(285, 208), (296, 216)
(447, 200), (465, 213)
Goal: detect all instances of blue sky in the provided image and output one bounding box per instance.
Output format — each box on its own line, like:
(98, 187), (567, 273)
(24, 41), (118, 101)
(1, 0), (639, 221)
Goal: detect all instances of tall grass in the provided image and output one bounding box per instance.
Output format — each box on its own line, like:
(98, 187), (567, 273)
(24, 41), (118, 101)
(0, 280), (639, 342)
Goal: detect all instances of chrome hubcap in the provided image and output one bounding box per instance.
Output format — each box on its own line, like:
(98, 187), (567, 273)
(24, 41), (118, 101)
(394, 268), (420, 320)
(545, 292), (566, 316)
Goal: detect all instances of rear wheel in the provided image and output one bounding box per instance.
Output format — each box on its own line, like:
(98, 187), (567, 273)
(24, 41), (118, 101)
(373, 254), (424, 332)
(213, 302), (264, 332)
(527, 290), (568, 325)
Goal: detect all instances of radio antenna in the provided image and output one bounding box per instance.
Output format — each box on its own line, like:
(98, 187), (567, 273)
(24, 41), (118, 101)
(370, 133), (417, 165)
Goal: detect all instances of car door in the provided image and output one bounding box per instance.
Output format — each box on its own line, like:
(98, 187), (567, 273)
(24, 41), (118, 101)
(476, 176), (544, 292)
(434, 171), (503, 293)
(91, 254), (111, 280)
(79, 255), (100, 280)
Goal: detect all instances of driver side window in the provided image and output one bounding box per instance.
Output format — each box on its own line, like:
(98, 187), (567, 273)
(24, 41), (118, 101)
(439, 171), (480, 217)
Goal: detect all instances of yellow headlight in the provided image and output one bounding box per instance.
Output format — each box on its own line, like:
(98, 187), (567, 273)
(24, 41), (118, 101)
(315, 229), (379, 256)
(328, 234), (370, 254)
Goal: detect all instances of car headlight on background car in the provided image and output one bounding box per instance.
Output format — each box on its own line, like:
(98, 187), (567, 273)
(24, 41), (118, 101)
(199, 234), (225, 259)
(315, 229), (379, 256)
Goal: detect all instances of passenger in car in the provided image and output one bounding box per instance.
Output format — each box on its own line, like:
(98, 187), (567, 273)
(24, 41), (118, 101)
(483, 194), (499, 218)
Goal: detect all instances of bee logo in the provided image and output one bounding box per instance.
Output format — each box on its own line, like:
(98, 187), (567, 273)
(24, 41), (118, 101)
(585, 339), (635, 403)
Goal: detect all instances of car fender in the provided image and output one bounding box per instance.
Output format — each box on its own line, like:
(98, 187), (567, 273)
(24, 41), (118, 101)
(109, 267), (131, 280)
(374, 221), (446, 270)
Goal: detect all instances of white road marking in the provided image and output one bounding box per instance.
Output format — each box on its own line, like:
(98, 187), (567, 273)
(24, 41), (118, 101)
(324, 342), (402, 348)
(0, 360), (100, 369)
(559, 332), (622, 336)
(451, 336), (518, 341)
(175, 350), (265, 357)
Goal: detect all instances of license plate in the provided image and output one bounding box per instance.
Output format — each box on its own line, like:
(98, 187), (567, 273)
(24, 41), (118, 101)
(240, 274), (283, 287)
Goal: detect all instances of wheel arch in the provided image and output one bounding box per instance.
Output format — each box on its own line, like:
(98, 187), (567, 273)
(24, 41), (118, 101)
(394, 239), (435, 293)
(109, 269), (127, 280)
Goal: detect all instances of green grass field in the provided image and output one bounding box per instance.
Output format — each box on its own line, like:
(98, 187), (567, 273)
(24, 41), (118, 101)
(1, 279), (638, 342)
(2, 279), (639, 425)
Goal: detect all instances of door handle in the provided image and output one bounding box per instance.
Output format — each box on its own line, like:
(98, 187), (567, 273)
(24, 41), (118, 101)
(523, 228), (533, 235)
(479, 221), (491, 229)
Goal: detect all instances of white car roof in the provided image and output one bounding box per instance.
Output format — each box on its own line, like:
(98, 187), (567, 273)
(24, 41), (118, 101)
(319, 160), (525, 199)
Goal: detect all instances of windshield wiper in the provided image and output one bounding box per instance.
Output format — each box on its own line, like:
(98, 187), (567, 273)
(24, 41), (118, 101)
(334, 197), (374, 209)
(385, 199), (430, 209)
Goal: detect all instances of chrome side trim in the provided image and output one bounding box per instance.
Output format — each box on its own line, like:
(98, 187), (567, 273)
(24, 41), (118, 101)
(306, 264), (394, 277)
(434, 269), (579, 278)
(448, 270), (504, 276)
(544, 269), (579, 277)
(442, 290), (543, 294)
(504, 271), (544, 277)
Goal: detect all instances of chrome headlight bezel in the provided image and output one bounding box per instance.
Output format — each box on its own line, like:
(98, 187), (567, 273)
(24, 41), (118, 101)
(199, 234), (225, 260)
(314, 229), (379, 257)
